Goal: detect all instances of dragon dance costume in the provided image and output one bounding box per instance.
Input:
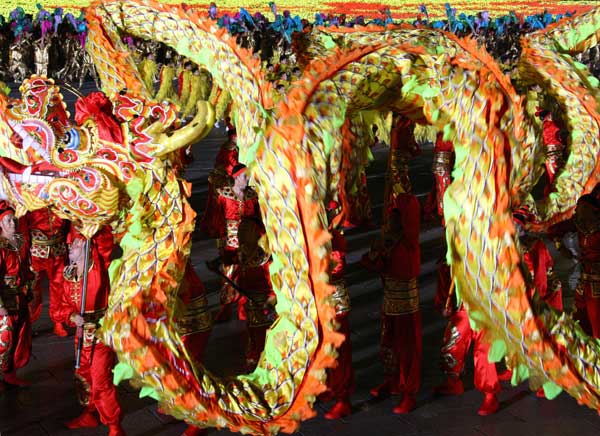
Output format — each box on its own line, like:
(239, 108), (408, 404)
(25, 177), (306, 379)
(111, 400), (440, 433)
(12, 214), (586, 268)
(178, 262), (213, 366)
(573, 194), (600, 338)
(540, 112), (566, 196)
(201, 126), (239, 237)
(236, 218), (274, 371)
(214, 183), (260, 320)
(521, 236), (563, 312)
(320, 221), (354, 419)
(434, 261), (501, 414)
(25, 208), (68, 328)
(56, 230), (123, 436)
(427, 131), (500, 415)
(362, 193), (421, 414)
(0, 206), (32, 388)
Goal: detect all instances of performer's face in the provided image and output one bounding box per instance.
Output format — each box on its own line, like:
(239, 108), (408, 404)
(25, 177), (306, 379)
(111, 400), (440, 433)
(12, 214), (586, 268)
(0, 213), (15, 237)
(234, 171), (249, 190)
(69, 238), (85, 264)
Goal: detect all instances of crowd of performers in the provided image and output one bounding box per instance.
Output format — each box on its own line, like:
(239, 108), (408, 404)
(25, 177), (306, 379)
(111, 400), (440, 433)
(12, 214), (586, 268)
(0, 90), (599, 436)
(2, 4), (600, 96)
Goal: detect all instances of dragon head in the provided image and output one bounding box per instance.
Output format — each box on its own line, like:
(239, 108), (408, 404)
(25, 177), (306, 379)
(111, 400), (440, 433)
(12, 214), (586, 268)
(0, 76), (124, 236)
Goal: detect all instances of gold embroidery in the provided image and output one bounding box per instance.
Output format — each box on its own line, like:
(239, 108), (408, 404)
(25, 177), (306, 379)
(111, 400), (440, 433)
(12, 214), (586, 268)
(432, 151), (454, 175)
(30, 229), (67, 259)
(383, 276), (419, 315)
(582, 272), (600, 298)
(179, 295), (212, 335)
(247, 292), (272, 328)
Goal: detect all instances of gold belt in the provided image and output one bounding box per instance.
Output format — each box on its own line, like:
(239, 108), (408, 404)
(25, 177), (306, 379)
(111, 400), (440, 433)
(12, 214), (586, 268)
(383, 276), (419, 315)
(582, 272), (600, 282)
(582, 272), (600, 298)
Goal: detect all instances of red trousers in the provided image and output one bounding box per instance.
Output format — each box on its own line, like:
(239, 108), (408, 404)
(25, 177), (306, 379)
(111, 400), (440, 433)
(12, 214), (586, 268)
(0, 309), (31, 374)
(440, 309), (500, 394)
(220, 264), (247, 320)
(30, 254), (65, 323)
(75, 339), (121, 426)
(380, 311), (422, 395)
(574, 284), (600, 338)
(321, 314), (355, 401)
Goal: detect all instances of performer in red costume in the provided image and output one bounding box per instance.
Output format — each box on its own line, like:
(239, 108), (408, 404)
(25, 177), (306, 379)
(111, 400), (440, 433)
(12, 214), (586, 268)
(0, 201), (32, 390)
(56, 229), (124, 436)
(213, 164), (260, 321)
(200, 120), (239, 238)
(25, 208), (69, 335)
(177, 262), (213, 436)
(237, 217), (273, 371)
(572, 192), (600, 338)
(433, 261), (500, 416)
(424, 132), (454, 222)
(538, 109), (566, 196)
(361, 195), (421, 414)
(514, 217), (563, 312)
(386, 117), (420, 200)
(320, 201), (354, 420)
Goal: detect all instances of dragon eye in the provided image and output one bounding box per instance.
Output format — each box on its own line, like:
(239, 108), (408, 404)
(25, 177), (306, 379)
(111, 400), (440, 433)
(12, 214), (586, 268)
(63, 128), (80, 150)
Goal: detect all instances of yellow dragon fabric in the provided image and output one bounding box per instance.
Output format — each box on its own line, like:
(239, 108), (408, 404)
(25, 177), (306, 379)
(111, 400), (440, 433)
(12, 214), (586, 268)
(0, 0), (599, 434)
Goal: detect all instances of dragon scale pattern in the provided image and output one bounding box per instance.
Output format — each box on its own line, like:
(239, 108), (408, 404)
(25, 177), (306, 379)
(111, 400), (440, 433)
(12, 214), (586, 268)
(91, 0), (600, 429)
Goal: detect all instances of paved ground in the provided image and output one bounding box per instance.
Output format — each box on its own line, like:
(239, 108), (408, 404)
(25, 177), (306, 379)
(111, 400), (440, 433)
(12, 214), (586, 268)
(0, 83), (599, 436)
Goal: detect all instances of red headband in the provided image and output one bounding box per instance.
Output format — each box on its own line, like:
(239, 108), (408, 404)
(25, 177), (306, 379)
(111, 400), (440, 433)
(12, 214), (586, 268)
(0, 201), (14, 221)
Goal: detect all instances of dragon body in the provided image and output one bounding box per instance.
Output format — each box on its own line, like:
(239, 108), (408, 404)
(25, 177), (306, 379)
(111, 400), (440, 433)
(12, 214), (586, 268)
(0, 1), (599, 434)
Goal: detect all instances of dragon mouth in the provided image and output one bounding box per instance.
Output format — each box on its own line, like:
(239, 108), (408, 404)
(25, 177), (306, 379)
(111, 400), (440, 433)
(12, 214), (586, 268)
(6, 172), (65, 185)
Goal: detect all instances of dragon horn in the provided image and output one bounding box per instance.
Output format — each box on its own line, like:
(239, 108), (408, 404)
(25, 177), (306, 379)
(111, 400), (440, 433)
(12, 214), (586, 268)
(153, 101), (215, 157)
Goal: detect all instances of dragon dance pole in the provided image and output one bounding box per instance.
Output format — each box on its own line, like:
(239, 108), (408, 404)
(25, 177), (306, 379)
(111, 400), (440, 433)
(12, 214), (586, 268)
(75, 238), (91, 369)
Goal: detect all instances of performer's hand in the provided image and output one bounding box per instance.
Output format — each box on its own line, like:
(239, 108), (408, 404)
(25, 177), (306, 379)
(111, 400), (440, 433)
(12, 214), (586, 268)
(0, 307), (7, 316)
(70, 314), (85, 327)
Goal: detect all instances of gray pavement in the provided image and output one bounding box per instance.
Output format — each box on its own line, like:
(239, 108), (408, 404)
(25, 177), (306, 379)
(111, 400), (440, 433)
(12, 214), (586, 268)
(1, 83), (599, 436)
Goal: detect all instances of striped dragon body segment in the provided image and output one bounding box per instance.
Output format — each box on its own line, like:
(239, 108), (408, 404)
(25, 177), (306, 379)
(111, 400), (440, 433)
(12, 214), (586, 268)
(90, 1), (600, 430)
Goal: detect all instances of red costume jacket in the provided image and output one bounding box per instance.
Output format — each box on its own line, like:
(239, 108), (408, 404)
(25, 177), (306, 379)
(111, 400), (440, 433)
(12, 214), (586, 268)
(575, 203), (600, 337)
(521, 237), (563, 311)
(424, 133), (454, 221)
(25, 208), (68, 323)
(215, 186), (261, 263)
(56, 242), (121, 426)
(0, 233), (32, 373)
(361, 194), (421, 395)
(542, 116), (565, 191)
(200, 140), (240, 238)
